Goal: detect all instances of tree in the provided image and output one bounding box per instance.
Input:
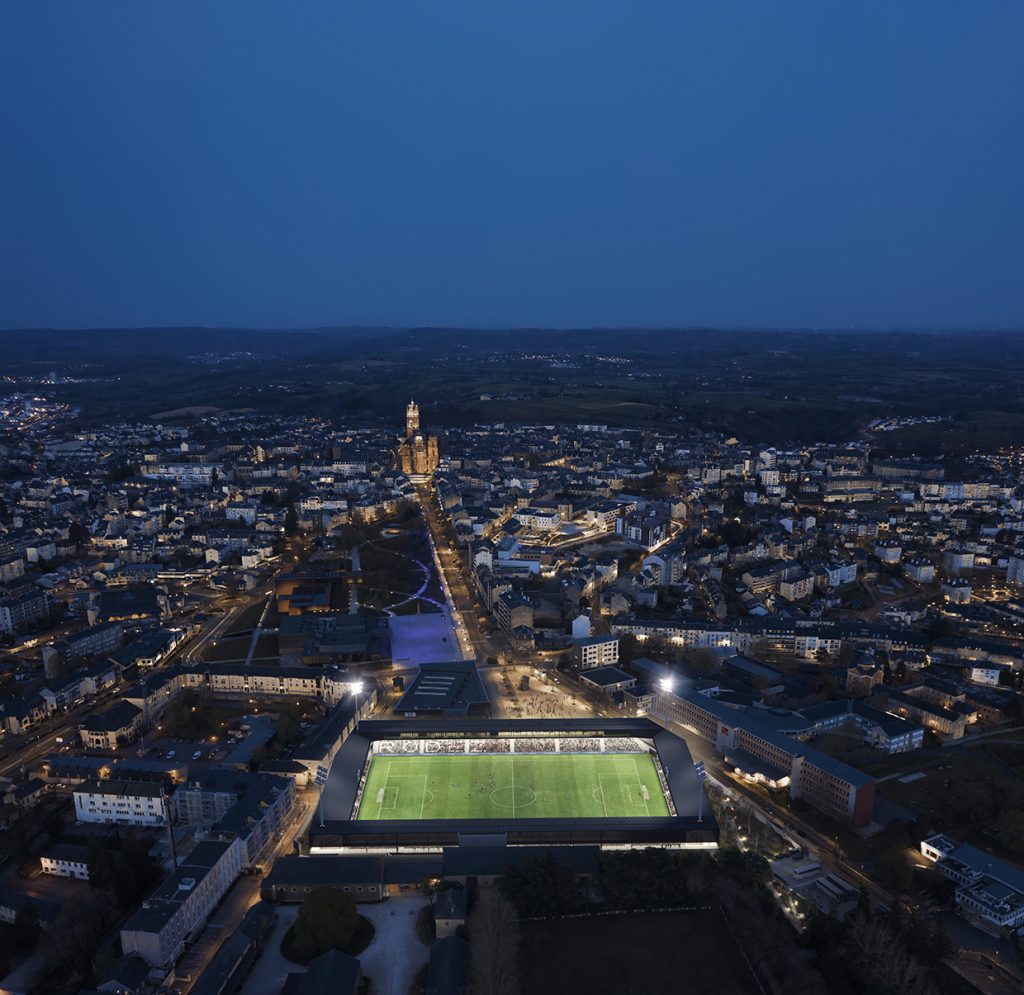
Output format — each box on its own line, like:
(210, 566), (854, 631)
(10, 906), (39, 955)
(841, 912), (938, 995)
(87, 836), (161, 911)
(469, 890), (519, 995)
(275, 703), (305, 746)
(290, 888), (358, 962)
(285, 502), (299, 536)
(46, 890), (119, 980)
(617, 633), (639, 664)
(105, 459), (133, 483)
(994, 807), (1024, 860)
(876, 849), (914, 894)
(721, 520), (750, 547)
(501, 852), (579, 917)
(68, 520), (89, 546)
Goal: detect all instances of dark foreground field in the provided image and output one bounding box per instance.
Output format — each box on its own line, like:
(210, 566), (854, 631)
(518, 911), (761, 995)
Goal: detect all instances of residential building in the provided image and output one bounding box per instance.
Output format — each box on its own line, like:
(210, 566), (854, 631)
(494, 591), (533, 632)
(920, 835), (1024, 933)
(121, 839), (243, 966)
(40, 843), (91, 880)
(574, 635), (619, 670)
(79, 701), (145, 750)
(73, 779), (169, 827)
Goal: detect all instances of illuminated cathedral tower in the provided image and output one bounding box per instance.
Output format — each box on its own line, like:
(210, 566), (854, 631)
(398, 399), (439, 481)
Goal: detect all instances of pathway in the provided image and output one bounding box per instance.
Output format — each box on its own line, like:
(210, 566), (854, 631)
(237, 907), (299, 995)
(357, 895), (431, 995)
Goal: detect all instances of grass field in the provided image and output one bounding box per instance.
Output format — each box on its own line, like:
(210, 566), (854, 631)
(519, 912), (761, 995)
(355, 753), (671, 820)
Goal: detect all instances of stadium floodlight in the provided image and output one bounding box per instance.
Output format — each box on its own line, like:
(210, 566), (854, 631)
(660, 677), (674, 732)
(349, 680), (365, 695)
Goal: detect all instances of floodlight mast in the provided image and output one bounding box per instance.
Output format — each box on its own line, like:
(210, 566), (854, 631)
(659, 676), (674, 732)
(658, 676), (674, 775)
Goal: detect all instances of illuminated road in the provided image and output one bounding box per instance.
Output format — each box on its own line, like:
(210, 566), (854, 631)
(416, 484), (510, 715)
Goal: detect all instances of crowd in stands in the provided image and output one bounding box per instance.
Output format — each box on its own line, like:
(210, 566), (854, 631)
(375, 739), (421, 755)
(469, 738), (510, 753)
(511, 737), (557, 753)
(601, 737), (646, 753)
(374, 735), (651, 756)
(422, 738), (466, 754)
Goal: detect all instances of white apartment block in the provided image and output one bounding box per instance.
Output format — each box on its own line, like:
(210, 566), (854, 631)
(74, 779), (168, 827)
(513, 507), (561, 531)
(40, 844), (91, 880)
(575, 635), (619, 670)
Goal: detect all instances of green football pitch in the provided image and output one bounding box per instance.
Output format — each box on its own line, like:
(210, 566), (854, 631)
(354, 752), (671, 820)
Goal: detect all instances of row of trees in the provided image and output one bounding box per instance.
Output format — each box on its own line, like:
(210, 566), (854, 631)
(806, 901), (951, 995)
(494, 846), (955, 995)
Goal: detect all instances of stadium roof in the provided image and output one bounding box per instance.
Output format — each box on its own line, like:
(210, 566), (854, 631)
(394, 661), (489, 716)
(311, 717), (718, 850)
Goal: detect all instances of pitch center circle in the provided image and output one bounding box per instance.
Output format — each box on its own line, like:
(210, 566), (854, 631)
(489, 785), (537, 809)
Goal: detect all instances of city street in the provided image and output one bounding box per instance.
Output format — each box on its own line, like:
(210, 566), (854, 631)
(417, 485), (510, 715)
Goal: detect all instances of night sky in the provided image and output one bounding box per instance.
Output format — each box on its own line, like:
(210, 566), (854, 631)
(2, 2), (1022, 330)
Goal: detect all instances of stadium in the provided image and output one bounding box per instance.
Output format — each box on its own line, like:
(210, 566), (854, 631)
(308, 717), (718, 852)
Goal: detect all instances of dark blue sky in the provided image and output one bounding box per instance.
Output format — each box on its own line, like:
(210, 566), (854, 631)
(2, 2), (1022, 330)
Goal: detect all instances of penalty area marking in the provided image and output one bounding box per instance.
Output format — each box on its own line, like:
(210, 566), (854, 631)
(598, 769), (650, 817)
(632, 758), (652, 815)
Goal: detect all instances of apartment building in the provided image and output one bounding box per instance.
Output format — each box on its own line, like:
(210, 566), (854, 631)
(175, 770), (294, 870)
(494, 591), (533, 632)
(574, 635), (619, 670)
(121, 839), (242, 966)
(74, 779), (169, 827)
(513, 507), (561, 532)
(79, 700), (145, 750)
(801, 699), (924, 754)
(920, 835), (1024, 933)
(883, 689), (967, 739)
(40, 843), (91, 880)
(210, 774), (294, 869)
(660, 688), (876, 828)
(64, 622), (124, 662)
(0, 590), (49, 635)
